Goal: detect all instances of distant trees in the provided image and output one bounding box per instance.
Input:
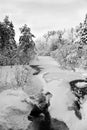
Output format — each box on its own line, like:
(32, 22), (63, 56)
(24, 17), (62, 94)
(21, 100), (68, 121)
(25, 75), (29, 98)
(50, 29), (82, 70)
(36, 30), (65, 56)
(36, 38), (50, 56)
(49, 31), (64, 51)
(36, 14), (87, 70)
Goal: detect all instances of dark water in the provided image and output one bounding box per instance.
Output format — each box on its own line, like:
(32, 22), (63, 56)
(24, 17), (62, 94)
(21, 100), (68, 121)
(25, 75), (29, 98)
(69, 79), (87, 120)
(69, 79), (87, 99)
(30, 65), (43, 75)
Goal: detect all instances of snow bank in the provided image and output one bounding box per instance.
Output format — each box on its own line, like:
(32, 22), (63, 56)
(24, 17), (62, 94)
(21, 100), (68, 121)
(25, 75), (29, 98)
(0, 88), (33, 129)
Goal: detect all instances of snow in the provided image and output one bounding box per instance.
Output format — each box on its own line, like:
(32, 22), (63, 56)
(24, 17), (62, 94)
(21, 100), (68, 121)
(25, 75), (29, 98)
(0, 65), (43, 129)
(35, 56), (87, 130)
(0, 88), (32, 129)
(76, 82), (87, 88)
(1, 56), (87, 130)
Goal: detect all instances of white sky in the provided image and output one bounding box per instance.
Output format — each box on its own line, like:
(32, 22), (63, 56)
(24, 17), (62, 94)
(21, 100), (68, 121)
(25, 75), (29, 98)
(0, 0), (87, 41)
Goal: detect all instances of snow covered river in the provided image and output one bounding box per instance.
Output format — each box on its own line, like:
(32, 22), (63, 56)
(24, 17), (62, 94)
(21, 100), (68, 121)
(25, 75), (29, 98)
(31, 56), (87, 130)
(0, 56), (87, 130)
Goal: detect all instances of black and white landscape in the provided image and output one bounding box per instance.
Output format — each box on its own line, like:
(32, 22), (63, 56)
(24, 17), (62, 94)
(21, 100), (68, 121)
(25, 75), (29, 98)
(0, 0), (87, 130)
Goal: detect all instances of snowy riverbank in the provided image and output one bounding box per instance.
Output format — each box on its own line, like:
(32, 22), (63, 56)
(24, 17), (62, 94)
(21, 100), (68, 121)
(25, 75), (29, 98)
(32, 56), (87, 130)
(0, 56), (87, 130)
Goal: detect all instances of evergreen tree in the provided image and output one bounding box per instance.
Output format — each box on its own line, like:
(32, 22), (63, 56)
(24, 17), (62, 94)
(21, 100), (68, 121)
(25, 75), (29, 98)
(18, 24), (36, 64)
(19, 24), (35, 53)
(78, 14), (87, 45)
(0, 16), (17, 57)
(0, 16), (17, 65)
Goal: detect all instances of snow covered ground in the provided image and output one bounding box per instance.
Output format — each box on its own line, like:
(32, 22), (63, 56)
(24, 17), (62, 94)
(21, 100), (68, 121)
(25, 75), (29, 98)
(0, 88), (32, 129)
(0, 65), (43, 129)
(0, 56), (87, 130)
(33, 56), (87, 130)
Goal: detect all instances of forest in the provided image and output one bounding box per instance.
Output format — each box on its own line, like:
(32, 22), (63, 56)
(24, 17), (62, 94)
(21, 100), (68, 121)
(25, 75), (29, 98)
(0, 14), (87, 71)
(0, 16), (36, 66)
(36, 14), (87, 70)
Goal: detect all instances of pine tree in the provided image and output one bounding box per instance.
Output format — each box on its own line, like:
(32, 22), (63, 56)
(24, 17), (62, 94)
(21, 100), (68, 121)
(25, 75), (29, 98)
(0, 16), (17, 52)
(79, 14), (87, 45)
(0, 16), (17, 65)
(18, 24), (36, 64)
(19, 24), (35, 53)
(3, 16), (17, 50)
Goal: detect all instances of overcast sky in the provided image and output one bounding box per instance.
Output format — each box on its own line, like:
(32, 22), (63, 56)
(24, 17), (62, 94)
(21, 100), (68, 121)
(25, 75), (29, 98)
(0, 0), (87, 41)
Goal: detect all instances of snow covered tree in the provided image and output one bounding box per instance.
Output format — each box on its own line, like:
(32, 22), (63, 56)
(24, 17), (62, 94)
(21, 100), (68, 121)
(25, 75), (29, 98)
(19, 24), (35, 52)
(77, 14), (87, 45)
(18, 24), (36, 64)
(0, 16), (17, 50)
(0, 16), (17, 65)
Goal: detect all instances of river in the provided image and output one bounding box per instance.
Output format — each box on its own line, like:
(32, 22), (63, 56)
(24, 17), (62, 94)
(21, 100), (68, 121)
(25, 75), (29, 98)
(31, 56), (87, 130)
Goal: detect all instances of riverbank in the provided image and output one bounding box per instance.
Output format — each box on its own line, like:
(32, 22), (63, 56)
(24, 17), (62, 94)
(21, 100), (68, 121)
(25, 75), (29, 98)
(0, 56), (87, 130)
(31, 56), (87, 130)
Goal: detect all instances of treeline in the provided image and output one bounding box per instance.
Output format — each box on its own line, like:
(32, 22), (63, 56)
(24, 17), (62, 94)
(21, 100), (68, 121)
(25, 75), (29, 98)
(36, 14), (87, 70)
(0, 16), (36, 66)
